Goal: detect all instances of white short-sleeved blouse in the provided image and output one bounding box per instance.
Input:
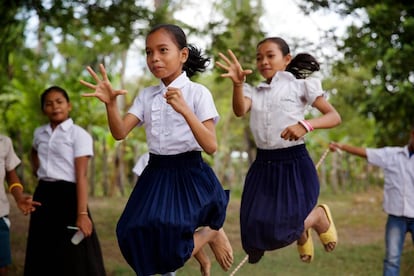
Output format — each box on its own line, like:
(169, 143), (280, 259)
(33, 118), (93, 183)
(128, 72), (219, 155)
(244, 71), (324, 149)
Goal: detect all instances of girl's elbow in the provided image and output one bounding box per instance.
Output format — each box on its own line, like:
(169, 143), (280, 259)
(204, 143), (217, 155)
(334, 112), (342, 126)
(233, 110), (245, 117)
(112, 133), (126, 140)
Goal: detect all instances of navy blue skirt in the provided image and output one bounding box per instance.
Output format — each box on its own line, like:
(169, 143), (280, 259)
(240, 144), (319, 261)
(116, 151), (229, 276)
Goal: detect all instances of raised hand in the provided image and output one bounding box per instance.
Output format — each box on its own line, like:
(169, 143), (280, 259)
(215, 49), (253, 84)
(80, 64), (128, 103)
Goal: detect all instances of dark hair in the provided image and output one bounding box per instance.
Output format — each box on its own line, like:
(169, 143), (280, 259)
(41, 86), (70, 110)
(257, 37), (320, 79)
(147, 24), (210, 78)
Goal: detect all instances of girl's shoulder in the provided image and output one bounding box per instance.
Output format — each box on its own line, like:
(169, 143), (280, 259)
(303, 77), (323, 92)
(33, 124), (48, 134)
(71, 123), (91, 136)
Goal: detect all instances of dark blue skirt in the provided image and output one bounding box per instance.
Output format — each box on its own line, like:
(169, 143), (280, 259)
(240, 144), (319, 261)
(116, 151), (229, 276)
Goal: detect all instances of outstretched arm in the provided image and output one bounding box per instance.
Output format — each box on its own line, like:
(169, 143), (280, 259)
(329, 142), (367, 158)
(216, 49), (253, 117)
(80, 64), (139, 140)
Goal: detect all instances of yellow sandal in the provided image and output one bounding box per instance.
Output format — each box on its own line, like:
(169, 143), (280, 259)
(297, 228), (314, 263)
(318, 204), (338, 252)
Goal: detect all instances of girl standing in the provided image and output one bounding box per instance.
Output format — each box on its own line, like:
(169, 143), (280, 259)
(216, 37), (341, 263)
(80, 24), (232, 276)
(24, 86), (106, 276)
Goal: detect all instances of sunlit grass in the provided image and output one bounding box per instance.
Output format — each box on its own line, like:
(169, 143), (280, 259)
(8, 187), (414, 275)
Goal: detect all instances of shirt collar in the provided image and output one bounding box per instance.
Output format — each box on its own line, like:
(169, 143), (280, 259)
(157, 72), (189, 95)
(257, 71), (296, 89)
(43, 118), (73, 134)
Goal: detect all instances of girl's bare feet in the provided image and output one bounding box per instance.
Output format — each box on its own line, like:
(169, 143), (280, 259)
(194, 247), (211, 276)
(208, 228), (233, 271)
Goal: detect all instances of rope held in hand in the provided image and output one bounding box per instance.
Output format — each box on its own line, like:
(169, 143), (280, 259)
(228, 147), (331, 275)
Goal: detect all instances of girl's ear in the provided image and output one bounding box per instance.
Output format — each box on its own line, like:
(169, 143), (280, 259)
(284, 53), (292, 67)
(181, 47), (189, 63)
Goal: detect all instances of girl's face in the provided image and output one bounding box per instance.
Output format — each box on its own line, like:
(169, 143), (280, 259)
(145, 29), (189, 86)
(256, 40), (292, 83)
(42, 90), (71, 128)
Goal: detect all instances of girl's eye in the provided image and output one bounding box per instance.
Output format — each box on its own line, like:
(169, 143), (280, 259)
(160, 48), (168, 53)
(145, 49), (151, 56)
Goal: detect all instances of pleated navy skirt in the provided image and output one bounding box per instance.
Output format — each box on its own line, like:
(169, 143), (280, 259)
(24, 180), (106, 276)
(116, 151), (229, 276)
(240, 144), (319, 262)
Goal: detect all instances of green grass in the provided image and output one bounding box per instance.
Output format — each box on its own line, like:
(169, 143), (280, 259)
(8, 186), (414, 275)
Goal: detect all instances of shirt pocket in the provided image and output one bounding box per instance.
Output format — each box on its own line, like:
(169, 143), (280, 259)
(278, 94), (300, 112)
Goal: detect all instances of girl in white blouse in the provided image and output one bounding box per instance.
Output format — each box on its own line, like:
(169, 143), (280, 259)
(216, 37), (341, 264)
(24, 86), (105, 276)
(81, 24), (232, 276)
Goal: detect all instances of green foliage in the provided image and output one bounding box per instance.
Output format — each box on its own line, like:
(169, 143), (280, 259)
(3, 0), (401, 195)
(301, 0), (414, 146)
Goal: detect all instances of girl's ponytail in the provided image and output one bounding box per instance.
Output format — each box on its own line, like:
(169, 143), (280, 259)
(286, 53), (320, 79)
(184, 44), (210, 78)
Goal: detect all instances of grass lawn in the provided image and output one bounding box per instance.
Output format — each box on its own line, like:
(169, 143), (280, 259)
(7, 186), (414, 275)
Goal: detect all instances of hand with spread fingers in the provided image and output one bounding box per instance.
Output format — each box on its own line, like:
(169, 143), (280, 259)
(80, 63), (128, 103)
(216, 49), (253, 85)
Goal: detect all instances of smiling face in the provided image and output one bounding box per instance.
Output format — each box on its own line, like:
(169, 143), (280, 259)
(42, 90), (71, 129)
(145, 28), (189, 86)
(256, 40), (292, 83)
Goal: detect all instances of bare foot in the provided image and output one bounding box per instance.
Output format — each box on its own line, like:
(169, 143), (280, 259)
(194, 247), (211, 276)
(208, 228), (233, 271)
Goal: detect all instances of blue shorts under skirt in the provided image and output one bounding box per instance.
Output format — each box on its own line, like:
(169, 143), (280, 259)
(240, 144), (320, 262)
(24, 180), (106, 276)
(116, 151), (229, 276)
